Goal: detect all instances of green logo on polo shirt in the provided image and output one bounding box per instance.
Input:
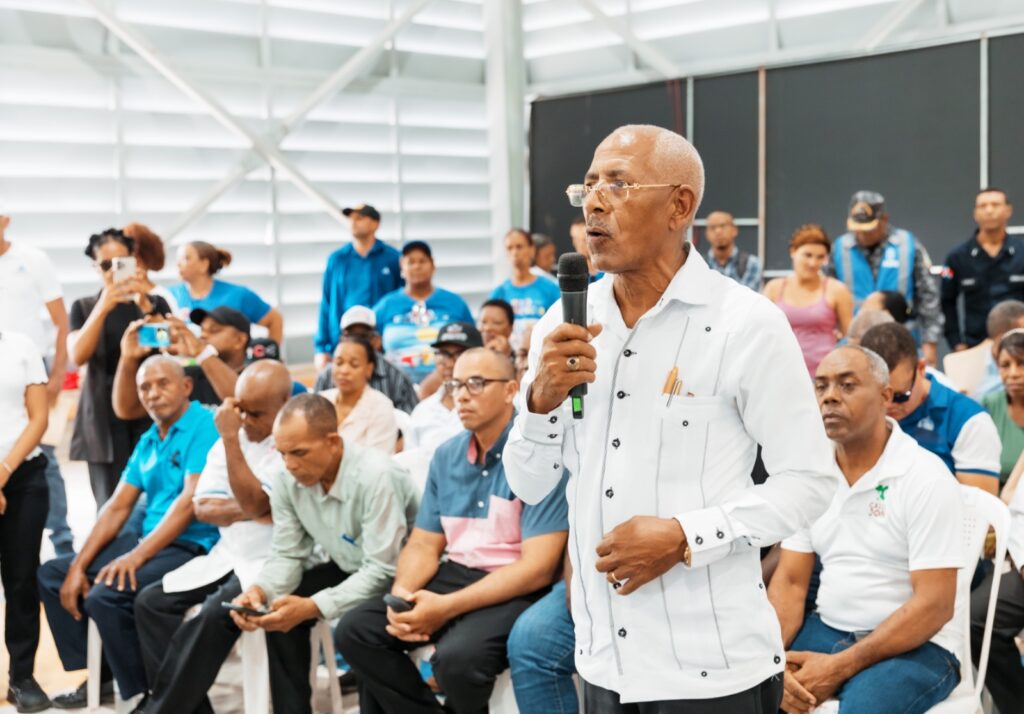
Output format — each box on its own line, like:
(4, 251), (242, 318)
(875, 485), (889, 501)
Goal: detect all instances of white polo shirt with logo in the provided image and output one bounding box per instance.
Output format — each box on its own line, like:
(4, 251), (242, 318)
(783, 419), (965, 657)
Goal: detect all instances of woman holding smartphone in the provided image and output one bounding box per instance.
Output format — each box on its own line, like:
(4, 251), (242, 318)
(68, 229), (171, 507)
(0, 330), (52, 712)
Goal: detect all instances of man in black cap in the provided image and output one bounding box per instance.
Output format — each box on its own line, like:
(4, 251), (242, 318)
(828, 190), (943, 365)
(942, 188), (1023, 350)
(113, 307), (252, 418)
(406, 322), (484, 454)
(314, 203), (402, 372)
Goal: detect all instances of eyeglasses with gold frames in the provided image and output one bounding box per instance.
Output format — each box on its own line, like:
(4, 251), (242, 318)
(565, 181), (680, 208)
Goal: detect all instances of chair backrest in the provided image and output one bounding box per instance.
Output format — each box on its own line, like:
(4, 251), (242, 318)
(942, 341), (991, 395)
(956, 485), (1011, 699)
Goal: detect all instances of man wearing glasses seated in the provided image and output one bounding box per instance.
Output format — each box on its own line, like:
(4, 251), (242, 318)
(861, 322), (1002, 495)
(335, 348), (569, 713)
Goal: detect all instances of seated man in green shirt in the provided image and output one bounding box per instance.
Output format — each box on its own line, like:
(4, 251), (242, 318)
(230, 393), (419, 713)
(134, 393), (417, 712)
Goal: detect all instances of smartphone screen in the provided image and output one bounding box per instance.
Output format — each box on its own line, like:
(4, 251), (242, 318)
(138, 323), (172, 349)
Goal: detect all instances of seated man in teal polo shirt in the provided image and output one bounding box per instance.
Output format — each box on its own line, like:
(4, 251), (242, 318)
(38, 355), (220, 709)
(861, 322), (1002, 495)
(335, 348), (569, 713)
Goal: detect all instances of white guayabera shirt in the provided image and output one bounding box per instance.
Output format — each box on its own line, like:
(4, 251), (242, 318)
(504, 246), (839, 703)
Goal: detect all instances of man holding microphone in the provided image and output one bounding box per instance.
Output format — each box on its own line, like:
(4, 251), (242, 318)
(504, 124), (838, 712)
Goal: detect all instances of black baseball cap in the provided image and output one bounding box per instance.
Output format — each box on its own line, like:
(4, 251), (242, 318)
(431, 321), (483, 349)
(190, 306), (251, 336)
(847, 191), (886, 232)
(342, 203), (381, 222)
(401, 240), (432, 259)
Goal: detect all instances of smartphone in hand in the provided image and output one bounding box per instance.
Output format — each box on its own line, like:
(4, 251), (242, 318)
(112, 256), (138, 284)
(221, 601), (270, 617)
(383, 593), (414, 613)
(138, 323), (172, 349)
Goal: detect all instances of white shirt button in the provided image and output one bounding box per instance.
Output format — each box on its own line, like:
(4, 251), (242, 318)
(477, 500), (484, 508)
(482, 470), (489, 476)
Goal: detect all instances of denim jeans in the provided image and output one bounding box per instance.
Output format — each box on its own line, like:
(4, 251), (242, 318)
(790, 613), (960, 714)
(507, 580), (578, 714)
(40, 445), (74, 555)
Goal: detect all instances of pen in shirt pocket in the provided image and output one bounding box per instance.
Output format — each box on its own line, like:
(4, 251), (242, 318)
(340, 533), (358, 547)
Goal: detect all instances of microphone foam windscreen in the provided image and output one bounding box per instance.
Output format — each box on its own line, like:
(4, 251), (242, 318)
(558, 252), (590, 292)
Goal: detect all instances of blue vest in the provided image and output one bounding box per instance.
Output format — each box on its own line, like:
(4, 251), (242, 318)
(833, 228), (916, 312)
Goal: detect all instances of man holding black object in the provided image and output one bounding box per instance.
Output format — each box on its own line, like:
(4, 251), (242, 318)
(504, 125), (838, 712)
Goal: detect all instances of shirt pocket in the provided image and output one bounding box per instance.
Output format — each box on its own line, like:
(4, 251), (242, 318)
(652, 396), (737, 514)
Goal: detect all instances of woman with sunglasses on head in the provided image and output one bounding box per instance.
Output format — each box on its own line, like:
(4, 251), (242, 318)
(319, 335), (398, 453)
(68, 229), (171, 508)
(982, 329), (1024, 487)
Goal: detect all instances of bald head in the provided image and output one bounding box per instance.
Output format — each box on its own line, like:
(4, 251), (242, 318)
(847, 309), (895, 344)
(462, 347), (516, 380)
(597, 125), (705, 209)
(137, 353), (185, 383)
(276, 393), (337, 439)
(236, 360), (293, 404)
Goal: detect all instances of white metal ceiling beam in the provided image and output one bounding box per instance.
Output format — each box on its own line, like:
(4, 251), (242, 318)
(860, 0), (933, 51)
(164, 0), (434, 240)
(80, 0), (433, 239)
(80, 0), (343, 230)
(573, 0), (681, 79)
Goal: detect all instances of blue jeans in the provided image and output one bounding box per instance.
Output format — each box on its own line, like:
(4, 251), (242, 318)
(507, 580), (578, 714)
(790, 613), (960, 714)
(40, 445), (74, 555)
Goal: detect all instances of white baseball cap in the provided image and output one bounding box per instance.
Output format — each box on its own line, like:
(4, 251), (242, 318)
(340, 305), (376, 330)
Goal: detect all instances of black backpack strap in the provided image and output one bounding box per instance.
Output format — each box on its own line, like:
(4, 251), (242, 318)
(736, 250), (750, 281)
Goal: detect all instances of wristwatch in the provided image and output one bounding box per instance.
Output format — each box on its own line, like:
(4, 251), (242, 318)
(196, 344), (219, 365)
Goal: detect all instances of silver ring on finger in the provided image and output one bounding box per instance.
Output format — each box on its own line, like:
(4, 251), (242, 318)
(566, 356), (581, 371)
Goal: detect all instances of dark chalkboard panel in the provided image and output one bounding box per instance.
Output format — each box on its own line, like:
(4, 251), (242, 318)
(529, 80), (686, 255)
(693, 72), (759, 219)
(989, 34), (1024, 209)
(765, 42), (980, 270)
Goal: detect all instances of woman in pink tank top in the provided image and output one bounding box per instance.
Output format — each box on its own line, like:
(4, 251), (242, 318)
(763, 225), (854, 377)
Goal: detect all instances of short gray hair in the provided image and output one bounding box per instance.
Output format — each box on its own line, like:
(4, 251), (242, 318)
(842, 345), (890, 387)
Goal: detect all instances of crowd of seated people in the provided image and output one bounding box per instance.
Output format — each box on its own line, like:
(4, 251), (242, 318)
(0, 184), (1021, 714)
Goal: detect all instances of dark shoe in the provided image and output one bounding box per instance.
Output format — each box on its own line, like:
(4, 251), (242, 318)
(51, 679), (115, 709)
(338, 669), (359, 694)
(6, 677), (51, 713)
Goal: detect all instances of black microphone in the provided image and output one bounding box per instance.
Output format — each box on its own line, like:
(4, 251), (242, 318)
(558, 252), (590, 419)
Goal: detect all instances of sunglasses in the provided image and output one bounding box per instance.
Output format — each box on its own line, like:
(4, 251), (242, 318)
(891, 368), (917, 404)
(97, 259), (114, 272)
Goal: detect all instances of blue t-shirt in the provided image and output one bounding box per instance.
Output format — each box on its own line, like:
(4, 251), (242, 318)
(315, 241), (403, 355)
(416, 421), (569, 572)
(168, 279), (272, 325)
(490, 277), (560, 339)
(122, 400), (221, 552)
(373, 288), (473, 383)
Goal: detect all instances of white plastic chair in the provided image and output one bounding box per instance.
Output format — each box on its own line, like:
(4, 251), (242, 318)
(811, 485), (1010, 714)
(409, 645), (519, 713)
(393, 408), (412, 453)
(86, 617), (343, 714)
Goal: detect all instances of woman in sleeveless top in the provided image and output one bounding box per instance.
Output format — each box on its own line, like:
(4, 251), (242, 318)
(763, 225), (854, 376)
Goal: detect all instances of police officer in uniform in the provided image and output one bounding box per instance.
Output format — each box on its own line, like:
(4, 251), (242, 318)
(829, 190), (943, 365)
(942, 187), (1022, 351)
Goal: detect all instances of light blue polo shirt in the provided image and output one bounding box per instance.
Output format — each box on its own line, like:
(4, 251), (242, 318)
(489, 277), (560, 339)
(122, 400), (221, 552)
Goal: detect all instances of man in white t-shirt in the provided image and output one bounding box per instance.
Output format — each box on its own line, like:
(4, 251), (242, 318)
(768, 345), (964, 714)
(0, 213), (74, 555)
(133, 360), (292, 714)
(405, 322), (483, 455)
